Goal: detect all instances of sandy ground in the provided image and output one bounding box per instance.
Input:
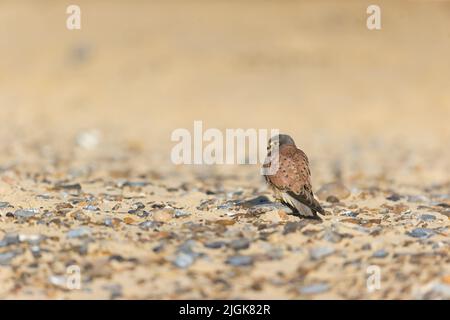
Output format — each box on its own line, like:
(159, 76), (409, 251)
(0, 0), (449, 299)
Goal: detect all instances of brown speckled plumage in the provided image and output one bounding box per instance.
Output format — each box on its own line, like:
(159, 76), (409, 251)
(263, 134), (324, 218)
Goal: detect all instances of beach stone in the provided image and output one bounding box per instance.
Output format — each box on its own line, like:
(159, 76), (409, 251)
(173, 252), (194, 268)
(372, 249), (389, 258)
(67, 227), (91, 239)
(229, 238), (250, 250)
(407, 228), (435, 239)
(309, 247), (335, 260)
(174, 209), (191, 218)
(139, 220), (162, 230)
(0, 234), (20, 247)
(204, 241), (227, 249)
(326, 195), (340, 203)
(419, 214), (436, 221)
(226, 255), (253, 266)
(0, 202), (11, 209)
(0, 249), (22, 265)
(299, 283), (330, 295)
(14, 209), (38, 219)
(386, 193), (401, 201)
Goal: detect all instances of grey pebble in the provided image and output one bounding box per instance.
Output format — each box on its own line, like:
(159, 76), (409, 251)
(299, 283), (330, 295)
(372, 249), (389, 258)
(0, 249), (22, 265)
(226, 255), (253, 266)
(0, 202), (11, 209)
(14, 209), (39, 219)
(204, 241), (227, 249)
(67, 227), (91, 239)
(139, 220), (162, 230)
(419, 214), (436, 222)
(0, 234), (20, 247)
(229, 238), (250, 250)
(309, 247), (335, 260)
(84, 205), (100, 211)
(407, 228), (435, 239)
(343, 210), (358, 217)
(173, 252), (195, 269)
(174, 209), (191, 218)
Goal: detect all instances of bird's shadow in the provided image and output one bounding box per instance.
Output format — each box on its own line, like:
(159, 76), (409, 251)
(237, 195), (322, 221)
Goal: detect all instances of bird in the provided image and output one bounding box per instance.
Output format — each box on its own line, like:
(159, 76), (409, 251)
(262, 134), (324, 219)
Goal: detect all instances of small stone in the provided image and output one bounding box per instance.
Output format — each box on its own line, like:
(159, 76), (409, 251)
(132, 202), (145, 210)
(226, 255), (253, 266)
(84, 205), (100, 211)
(326, 195), (340, 203)
(14, 209), (39, 219)
(407, 228), (435, 239)
(309, 247), (335, 260)
(419, 214), (436, 222)
(299, 283), (329, 295)
(174, 209), (190, 218)
(343, 210), (358, 217)
(323, 228), (342, 243)
(0, 249), (21, 265)
(104, 217), (121, 228)
(173, 252), (195, 269)
(386, 193), (401, 201)
(204, 241), (227, 249)
(67, 227), (91, 239)
(139, 220), (162, 230)
(0, 202), (11, 209)
(283, 221), (307, 235)
(407, 195), (429, 203)
(316, 182), (350, 201)
(0, 234), (20, 247)
(229, 238), (250, 250)
(372, 249), (389, 258)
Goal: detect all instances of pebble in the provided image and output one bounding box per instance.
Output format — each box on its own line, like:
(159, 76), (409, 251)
(204, 241), (227, 249)
(174, 209), (191, 218)
(323, 228), (342, 243)
(14, 209), (39, 219)
(173, 252), (195, 268)
(386, 193), (401, 201)
(326, 195), (340, 203)
(299, 283), (330, 295)
(0, 234), (20, 247)
(229, 238), (250, 250)
(0, 249), (22, 265)
(343, 210), (358, 217)
(309, 247), (335, 260)
(407, 228), (435, 239)
(67, 227), (92, 239)
(419, 214), (436, 222)
(226, 255), (253, 266)
(0, 202), (11, 209)
(372, 249), (389, 258)
(84, 205), (100, 211)
(139, 220), (162, 230)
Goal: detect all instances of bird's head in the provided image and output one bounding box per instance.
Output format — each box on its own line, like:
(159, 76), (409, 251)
(267, 134), (296, 151)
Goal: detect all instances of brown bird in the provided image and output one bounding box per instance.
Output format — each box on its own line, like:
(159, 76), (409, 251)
(263, 134), (324, 218)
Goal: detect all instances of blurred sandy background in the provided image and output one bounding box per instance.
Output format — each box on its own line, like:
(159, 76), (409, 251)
(1, 0), (449, 170)
(0, 0), (449, 299)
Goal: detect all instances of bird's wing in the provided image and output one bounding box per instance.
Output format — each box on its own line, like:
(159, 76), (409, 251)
(266, 145), (324, 214)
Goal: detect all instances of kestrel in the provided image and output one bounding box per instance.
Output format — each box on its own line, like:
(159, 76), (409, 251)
(263, 134), (324, 218)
